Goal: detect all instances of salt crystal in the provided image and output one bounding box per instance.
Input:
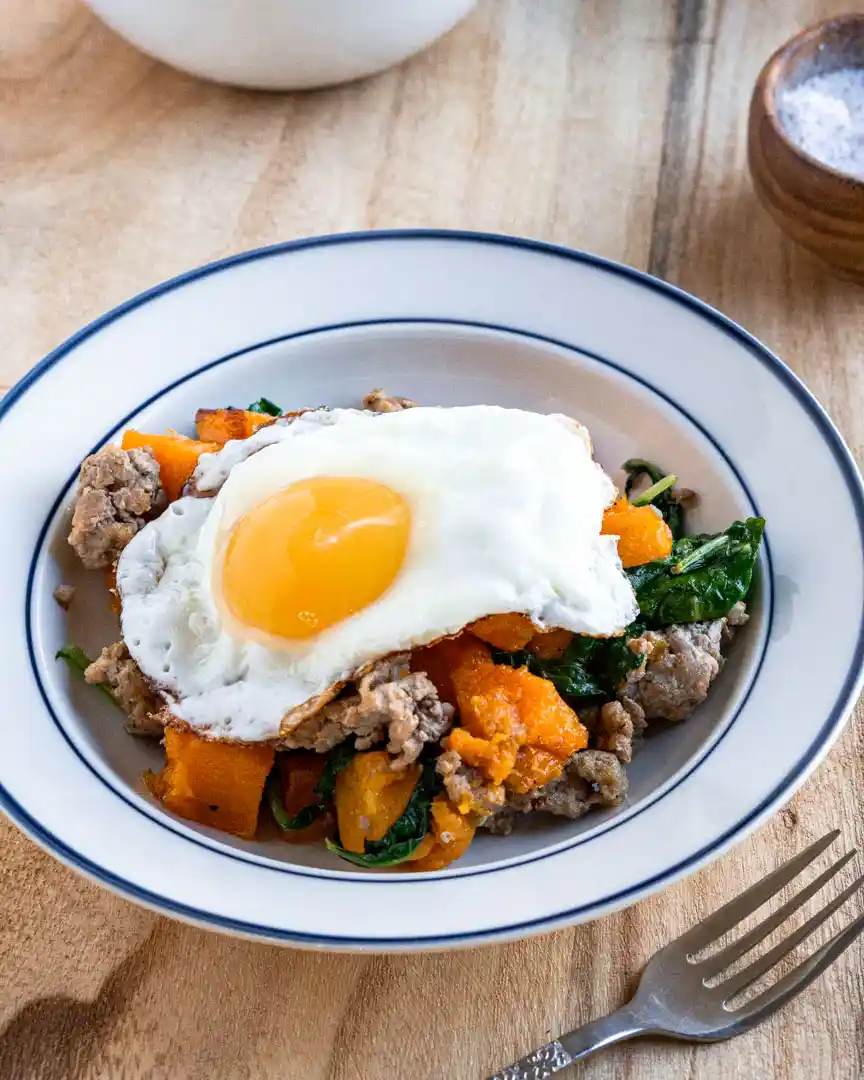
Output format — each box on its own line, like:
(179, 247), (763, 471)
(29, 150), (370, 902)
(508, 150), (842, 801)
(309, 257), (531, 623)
(777, 67), (864, 180)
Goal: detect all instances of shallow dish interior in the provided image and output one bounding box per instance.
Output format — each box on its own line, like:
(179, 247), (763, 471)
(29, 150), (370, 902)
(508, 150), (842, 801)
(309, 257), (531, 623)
(34, 320), (767, 873)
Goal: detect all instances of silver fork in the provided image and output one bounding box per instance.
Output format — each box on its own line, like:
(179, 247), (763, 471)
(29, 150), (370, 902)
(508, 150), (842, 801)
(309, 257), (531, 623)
(488, 830), (864, 1079)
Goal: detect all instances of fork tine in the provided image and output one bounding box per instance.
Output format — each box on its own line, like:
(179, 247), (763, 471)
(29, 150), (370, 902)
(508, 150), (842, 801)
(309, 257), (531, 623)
(698, 849), (857, 980)
(719, 870), (864, 1002)
(677, 830), (839, 952)
(728, 909), (864, 1023)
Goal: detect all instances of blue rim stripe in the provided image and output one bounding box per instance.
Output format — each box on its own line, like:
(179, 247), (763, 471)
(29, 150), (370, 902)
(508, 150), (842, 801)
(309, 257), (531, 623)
(24, 316), (772, 886)
(1, 229), (862, 948)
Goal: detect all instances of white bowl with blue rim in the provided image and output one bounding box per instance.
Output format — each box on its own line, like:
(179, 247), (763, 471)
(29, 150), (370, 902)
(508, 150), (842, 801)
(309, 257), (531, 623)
(2, 230), (862, 950)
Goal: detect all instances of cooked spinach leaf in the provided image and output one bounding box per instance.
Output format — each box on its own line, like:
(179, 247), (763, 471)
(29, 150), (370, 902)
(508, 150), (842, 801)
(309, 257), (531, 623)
(328, 760), (437, 868)
(247, 397), (282, 416)
(493, 628), (645, 702)
(268, 740), (356, 832)
(627, 517), (764, 626)
(326, 835), (423, 869)
(314, 740), (358, 803)
(493, 640), (602, 699)
(266, 770), (326, 831)
(622, 457), (685, 539)
(590, 628), (648, 694)
(56, 645), (119, 707)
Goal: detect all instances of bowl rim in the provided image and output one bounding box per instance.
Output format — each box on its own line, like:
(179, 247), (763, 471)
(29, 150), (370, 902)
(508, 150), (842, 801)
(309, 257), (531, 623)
(3, 228), (864, 950)
(752, 13), (864, 190)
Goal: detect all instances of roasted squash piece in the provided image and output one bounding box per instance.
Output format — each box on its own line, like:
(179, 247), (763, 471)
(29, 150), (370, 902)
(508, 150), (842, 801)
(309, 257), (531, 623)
(403, 832), (437, 863)
(470, 614), (577, 654)
(155, 726), (274, 839)
(121, 430), (218, 502)
(334, 751), (421, 853)
(443, 727), (519, 786)
(448, 662), (587, 785)
(410, 633), (491, 706)
(601, 497), (673, 568)
(416, 628), (587, 790)
(195, 408), (278, 444)
(276, 752), (331, 843)
(408, 796), (476, 872)
(509, 670), (588, 758)
(505, 746), (565, 794)
(452, 662), (522, 739)
(468, 613), (538, 650)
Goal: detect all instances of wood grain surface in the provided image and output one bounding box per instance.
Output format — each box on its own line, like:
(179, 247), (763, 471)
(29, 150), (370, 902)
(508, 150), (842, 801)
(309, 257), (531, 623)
(1, 1), (863, 1077)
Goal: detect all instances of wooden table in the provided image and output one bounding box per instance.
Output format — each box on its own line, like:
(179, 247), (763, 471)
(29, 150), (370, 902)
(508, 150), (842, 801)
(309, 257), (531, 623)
(1, 1), (863, 1077)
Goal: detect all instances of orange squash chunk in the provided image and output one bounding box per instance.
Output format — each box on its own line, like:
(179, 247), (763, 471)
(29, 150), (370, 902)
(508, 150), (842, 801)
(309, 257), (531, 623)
(408, 796), (477, 872)
(471, 615), (578, 655)
(121, 430), (219, 502)
(155, 727), (274, 839)
(453, 668), (522, 740)
(505, 747), (565, 794)
(417, 630), (587, 790)
(443, 727), (519, 786)
(276, 752), (331, 843)
(514, 672), (589, 758)
(452, 663), (587, 780)
(469, 613), (538, 650)
(410, 633), (491, 706)
(403, 832), (437, 863)
(334, 751), (421, 853)
(195, 408), (277, 444)
(601, 497), (673, 568)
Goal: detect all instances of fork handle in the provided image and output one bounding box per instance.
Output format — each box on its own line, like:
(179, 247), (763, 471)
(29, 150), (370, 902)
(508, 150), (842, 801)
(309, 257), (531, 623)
(487, 1005), (650, 1079)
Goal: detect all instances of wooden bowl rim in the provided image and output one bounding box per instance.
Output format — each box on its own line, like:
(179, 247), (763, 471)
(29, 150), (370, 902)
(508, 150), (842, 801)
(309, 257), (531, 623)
(752, 13), (864, 192)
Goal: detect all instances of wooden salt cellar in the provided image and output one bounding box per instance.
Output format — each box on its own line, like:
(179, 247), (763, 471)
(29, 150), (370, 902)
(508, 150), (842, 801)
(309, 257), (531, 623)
(748, 15), (864, 282)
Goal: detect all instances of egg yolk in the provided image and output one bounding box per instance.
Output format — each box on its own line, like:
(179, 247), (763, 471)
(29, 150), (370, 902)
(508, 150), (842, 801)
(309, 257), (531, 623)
(221, 476), (411, 640)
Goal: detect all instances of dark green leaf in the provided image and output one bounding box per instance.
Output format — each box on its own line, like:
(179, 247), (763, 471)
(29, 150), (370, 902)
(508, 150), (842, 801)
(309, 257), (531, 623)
(589, 626), (647, 693)
(492, 642), (604, 699)
(314, 740), (358, 803)
(622, 458), (666, 488)
(328, 760), (437, 868)
(622, 457), (685, 540)
(492, 628), (645, 702)
(56, 645), (119, 707)
(326, 836), (426, 868)
(284, 803), (325, 830)
(266, 769), (326, 831)
(267, 740), (357, 833)
(627, 517), (765, 626)
(247, 397), (282, 416)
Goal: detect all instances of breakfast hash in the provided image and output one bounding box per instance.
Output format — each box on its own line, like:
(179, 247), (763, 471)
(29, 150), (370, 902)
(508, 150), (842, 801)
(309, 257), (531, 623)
(57, 390), (764, 871)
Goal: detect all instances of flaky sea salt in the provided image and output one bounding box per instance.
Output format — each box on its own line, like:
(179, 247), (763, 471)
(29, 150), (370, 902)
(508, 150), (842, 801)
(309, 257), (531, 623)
(778, 67), (864, 180)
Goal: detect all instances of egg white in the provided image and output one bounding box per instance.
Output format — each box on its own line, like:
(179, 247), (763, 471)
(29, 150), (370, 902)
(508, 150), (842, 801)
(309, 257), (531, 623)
(117, 406), (638, 741)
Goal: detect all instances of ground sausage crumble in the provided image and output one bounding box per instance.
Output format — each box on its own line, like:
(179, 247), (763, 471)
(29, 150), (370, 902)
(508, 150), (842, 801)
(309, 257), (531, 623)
(85, 642), (165, 737)
(283, 656), (454, 769)
(68, 445), (164, 569)
(622, 605), (747, 722)
(363, 388), (418, 413)
(484, 750), (629, 835)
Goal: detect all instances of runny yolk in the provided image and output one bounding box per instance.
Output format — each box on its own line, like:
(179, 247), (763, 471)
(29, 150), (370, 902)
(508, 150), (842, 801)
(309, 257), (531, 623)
(221, 476), (411, 640)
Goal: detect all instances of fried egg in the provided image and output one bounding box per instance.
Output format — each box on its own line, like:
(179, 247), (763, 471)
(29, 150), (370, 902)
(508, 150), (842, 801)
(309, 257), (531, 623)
(117, 406), (638, 741)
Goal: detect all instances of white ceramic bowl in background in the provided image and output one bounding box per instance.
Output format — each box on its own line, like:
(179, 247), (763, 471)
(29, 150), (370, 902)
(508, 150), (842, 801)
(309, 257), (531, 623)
(82, 0), (479, 90)
(2, 231), (863, 950)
